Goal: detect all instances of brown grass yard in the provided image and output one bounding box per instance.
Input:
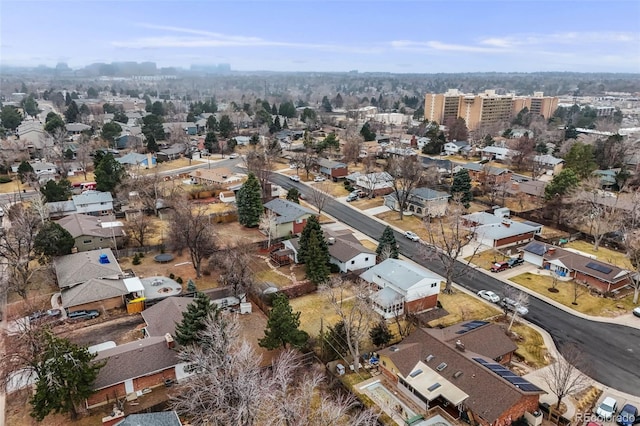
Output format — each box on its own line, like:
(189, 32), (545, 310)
(509, 322), (549, 368)
(375, 211), (427, 238)
(289, 291), (350, 337)
(312, 180), (350, 198)
(136, 157), (194, 175)
(428, 284), (501, 328)
(465, 249), (512, 270)
(350, 197), (384, 211)
(359, 239), (378, 252)
(509, 272), (635, 316)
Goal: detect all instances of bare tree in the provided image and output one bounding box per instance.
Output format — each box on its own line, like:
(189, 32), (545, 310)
(502, 285), (529, 332)
(259, 209), (277, 248)
(342, 136), (362, 166)
(309, 181), (331, 215)
(423, 199), (482, 294)
(29, 195), (49, 225)
(75, 135), (93, 180)
(212, 244), (255, 298)
(167, 202), (217, 278)
(321, 277), (377, 373)
(569, 178), (622, 251)
(360, 156), (385, 198)
(543, 344), (590, 410)
(625, 232), (640, 304)
(572, 279), (589, 306)
(0, 204), (42, 299)
(244, 148), (275, 199)
(386, 155), (422, 220)
(292, 147), (317, 180)
(170, 314), (378, 426)
(124, 212), (157, 247)
(509, 135), (535, 172)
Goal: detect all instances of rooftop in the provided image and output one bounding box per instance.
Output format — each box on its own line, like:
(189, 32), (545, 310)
(360, 258), (440, 291)
(264, 198), (315, 224)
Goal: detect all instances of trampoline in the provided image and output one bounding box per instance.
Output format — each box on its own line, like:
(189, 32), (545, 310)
(154, 253), (174, 263)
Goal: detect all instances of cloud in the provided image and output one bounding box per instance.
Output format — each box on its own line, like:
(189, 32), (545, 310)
(390, 40), (505, 53)
(112, 23), (379, 54)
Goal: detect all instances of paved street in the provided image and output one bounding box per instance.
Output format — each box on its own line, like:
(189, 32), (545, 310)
(268, 172), (640, 397)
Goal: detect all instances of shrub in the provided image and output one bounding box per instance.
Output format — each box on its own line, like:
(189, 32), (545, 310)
(132, 253), (141, 265)
(328, 263), (340, 273)
(0, 176), (12, 184)
(176, 277), (183, 284)
(169, 273), (175, 279)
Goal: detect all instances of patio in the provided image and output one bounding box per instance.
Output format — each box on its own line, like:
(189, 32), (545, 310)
(140, 276), (182, 300)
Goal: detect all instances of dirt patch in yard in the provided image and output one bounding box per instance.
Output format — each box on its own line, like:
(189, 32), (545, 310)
(428, 284), (501, 327)
(57, 313), (146, 347)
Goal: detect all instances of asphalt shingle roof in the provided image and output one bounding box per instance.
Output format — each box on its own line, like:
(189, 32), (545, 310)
(264, 198), (315, 224)
(141, 296), (194, 337)
(54, 249), (122, 288)
(115, 412), (182, 426)
(360, 258), (439, 291)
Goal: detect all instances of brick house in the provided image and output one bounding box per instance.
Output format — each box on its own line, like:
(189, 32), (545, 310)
(459, 163), (513, 186)
(54, 249), (144, 312)
(87, 335), (183, 409)
(263, 198), (316, 238)
(378, 327), (543, 426)
(383, 187), (450, 218)
(316, 158), (348, 180)
(462, 211), (542, 249)
(359, 259), (441, 319)
(521, 241), (635, 293)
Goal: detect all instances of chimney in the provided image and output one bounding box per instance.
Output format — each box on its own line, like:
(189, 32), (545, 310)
(455, 340), (466, 351)
(502, 221), (510, 228)
(548, 247), (556, 255)
(165, 333), (175, 349)
(327, 237), (336, 245)
(147, 152), (153, 168)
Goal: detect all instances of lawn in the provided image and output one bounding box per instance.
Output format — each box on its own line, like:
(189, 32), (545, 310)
(0, 175), (27, 194)
(563, 240), (632, 269)
(509, 322), (549, 368)
(136, 157), (194, 175)
(289, 291), (351, 336)
(509, 272), (636, 316)
(375, 211), (427, 238)
(312, 180), (350, 198)
(465, 249), (511, 270)
(359, 239), (378, 252)
(350, 197), (385, 211)
(428, 284), (502, 328)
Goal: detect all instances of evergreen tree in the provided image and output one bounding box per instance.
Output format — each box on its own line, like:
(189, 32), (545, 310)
(174, 292), (216, 346)
(30, 331), (103, 421)
(259, 293), (309, 350)
(94, 152), (126, 193)
(206, 115), (218, 132)
(305, 230), (330, 285)
(146, 134), (159, 153)
(44, 112), (65, 134)
(564, 142), (597, 179)
(271, 103), (278, 115)
(236, 173), (263, 227)
(17, 160), (34, 183)
(204, 131), (219, 153)
(544, 169), (580, 201)
(369, 321), (393, 347)
(34, 222), (75, 260)
(64, 100), (80, 122)
(186, 279), (197, 292)
(282, 118), (289, 129)
(323, 320), (350, 360)
(0, 105), (23, 130)
(376, 226), (399, 259)
(360, 122), (376, 141)
(218, 115), (234, 138)
(40, 178), (72, 202)
(286, 187), (300, 204)
(298, 215), (325, 263)
(451, 169), (473, 208)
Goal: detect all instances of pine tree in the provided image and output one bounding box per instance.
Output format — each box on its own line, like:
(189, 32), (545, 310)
(186, 279), (197, 292)
(297, 215), (326, 264)
(236, 173), (263, 227)
(30, 331), (104, 421)
(259, 293), (309, 349)
(146, 134), (159, 153)
(451, 169), (473, 208)
(323, 320), (350, 360)
(369, 321), (393, 347)
(286, 187), (300, 204)
(305, 230), (330, 285)
(376, 226), (399, 259)
(174, 292), (215, 346)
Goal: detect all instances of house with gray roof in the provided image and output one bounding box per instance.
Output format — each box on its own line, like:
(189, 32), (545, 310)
(54, 249), (143, 311)
(316, 158), (348, 179)
(157, 143), (186, 162)
(444, 140), (471, 156)
(263, 198), (316, 238)
(65, 122), (91, 134)
(458, 163), (513, 185)
(46, 190), (114, 218)
(521, 241), (634, 293)
(481, 146), (513, 161)
(141, 296), (194, 338)
(533, 154), (564, 176)
(384, 187), (450, 218)
(56, 213), (125, 252)
(283, 228), (376, 273)
(360, 259), (441, 319)
(462, 211), (542, 249)
(378, 327), (543, 425)
(116, 152), (156, 169)
(86, 335), (183, 409)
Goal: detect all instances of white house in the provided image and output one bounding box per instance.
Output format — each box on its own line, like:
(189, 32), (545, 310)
(444, 141), (471, 156)
(353, 172), (394, 196)
(462, 211), (542, 249)
(481, 146), (512, 161)
(360, 259), (441, 319)
(46, 190), (114, 218)
(282, 228), (376, 273)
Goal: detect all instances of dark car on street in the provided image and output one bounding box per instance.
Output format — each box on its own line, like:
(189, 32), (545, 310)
(67, 310), (100, 320)
(507, 258), (524, 268)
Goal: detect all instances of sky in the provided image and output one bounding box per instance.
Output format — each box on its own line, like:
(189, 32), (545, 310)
(1, 0), (639, 73)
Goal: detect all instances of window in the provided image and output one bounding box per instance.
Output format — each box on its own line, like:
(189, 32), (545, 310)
(431, 283), (437, 288)
(365, 257), (369, 261)
(83, 239), (91, 244)
(436, 362), (447, 371)
(351, 260), (355, 265)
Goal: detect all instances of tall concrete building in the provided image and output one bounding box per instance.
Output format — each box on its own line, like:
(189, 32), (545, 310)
(424, 89), (558, 130)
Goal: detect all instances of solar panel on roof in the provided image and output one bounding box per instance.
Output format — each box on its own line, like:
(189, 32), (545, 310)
(473, 358), (542, 393)
(525, 242), (546, 256)
(586, 262), (613, 274)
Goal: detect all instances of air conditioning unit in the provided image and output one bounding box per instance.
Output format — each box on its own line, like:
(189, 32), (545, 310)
(524, 410), (543, 426)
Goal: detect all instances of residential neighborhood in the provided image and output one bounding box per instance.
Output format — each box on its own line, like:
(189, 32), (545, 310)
(1, 33), (640, 426)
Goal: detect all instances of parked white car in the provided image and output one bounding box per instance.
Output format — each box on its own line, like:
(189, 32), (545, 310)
(404, 231), (420, 241)
(313, 176), (326, 182)
(501, 297), (529, 316)
(477, 290), (500, 303)
(289, 175), (301, 182)
(596, 396), (618, 420)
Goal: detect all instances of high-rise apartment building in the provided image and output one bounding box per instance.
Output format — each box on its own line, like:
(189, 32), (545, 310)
(424, 89), (558, 130)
